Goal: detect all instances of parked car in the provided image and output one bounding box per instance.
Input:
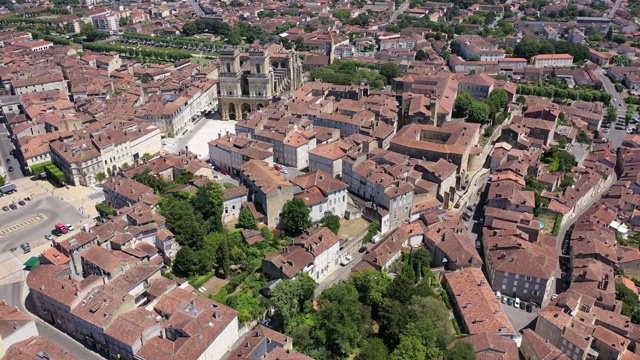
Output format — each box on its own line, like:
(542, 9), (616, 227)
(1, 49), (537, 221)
(18, 200), (25, 206)
(55, 223), (69, 234)
(280, 168), (289, 174)
(220, 169), (229, 175)
(526, 303), (533, 313)
(45, 234), (54, 240)
(501, 295), (507, 304)
(20, 242), (30, 254)
(341, 255), (355, 266)
(358, 246), (367, 253)
(519, 301), (526, 310)
(5, 158), (10, 163)
(65, 224), (74, 231)
(495, 291), (501, 299)
(466, 205), (475, 212)
(7, 166), (13, 172)
(274, 164), (282, 171)
(507, 298), (514, 306)
(2, 206), (8, 212)
(9, 204), (17, 210)
(551, 294), (558, 301)
(514, 297), (521, 308)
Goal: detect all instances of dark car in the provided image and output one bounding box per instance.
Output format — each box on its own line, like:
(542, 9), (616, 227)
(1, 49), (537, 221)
(358, 246), (367, 253)
(1, 206), (8, 212)
(519, 301), (526, 310)
(466, 205), (475, 212)
(18, 200), (25, 206)
(526, 303), (533, 313)
(5, 158), (10, 163)
(20, 242), (30, 254)
(7, 166), (13, 172)
(9, 204), (17, 210)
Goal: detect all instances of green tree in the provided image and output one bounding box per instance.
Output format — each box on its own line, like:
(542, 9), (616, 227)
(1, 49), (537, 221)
(315, 282), (363, 356)
(95, 202), (115, 218)
(0, 174), (5, 187)
(182, 21), (198, 36)
(281, 198), (312, 236)
(321, 212), (341, 234)
(133, 169), (168, 194)
(237, 207), (258, 229)
(415, 49), (426, 60)
(613, 55), (632, 67)
(228, 30), (242, 45)
(350, 269), (392, 313)
(220, 237), (230, 278)
(95, 172), (106, 182)
(334, 9), (352, 22)
(516, 95), (526, 105)
(355, 338), (389, 360)
(379, 62), (402, 84)
(489, 88), (509, 109)
(613, 34), (627, 44)
(173, 246), (198, 277)
(191, 183), (225, 232)
(467, 101), (491, 123)
(445, 341), (476, 360)
(390, 336), (427, 360)
(159, 194), (207, 248)
(271, 275), (317, 333)
(363, 220), (380, 243)
(605, 27), (613, 41)
(454, 91), (474, 117)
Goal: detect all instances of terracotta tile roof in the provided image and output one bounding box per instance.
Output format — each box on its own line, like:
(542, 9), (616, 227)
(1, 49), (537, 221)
(263, 246), (315, 279)
(291, 170), (349, 196)
(521, 329), (570, 360)
(241, 160), (292, 193)
(136, 287), (238, 360)
(445, 268), (515, 335)
(5, 336), (80, 360)
(81, 245), (125, 273)
(104, 307), (159, 347)
(456, 333), (519, 360)
(293, 226), (340, 257)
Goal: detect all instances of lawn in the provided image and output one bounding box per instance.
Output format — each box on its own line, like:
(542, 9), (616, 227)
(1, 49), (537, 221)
(537, 213), (557, 235)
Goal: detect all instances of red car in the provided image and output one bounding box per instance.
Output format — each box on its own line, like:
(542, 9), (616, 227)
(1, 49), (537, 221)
(274, 164), (282, 171)
(220, 169), (229, 175)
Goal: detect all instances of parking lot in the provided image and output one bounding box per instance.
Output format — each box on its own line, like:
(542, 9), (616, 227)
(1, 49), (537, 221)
(501, 300), (539, 332)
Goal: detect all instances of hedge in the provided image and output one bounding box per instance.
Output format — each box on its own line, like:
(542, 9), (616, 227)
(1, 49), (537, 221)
(552, 214), (563, 236)
(44, 163), (66, 184)
(30, 161), (52, 176)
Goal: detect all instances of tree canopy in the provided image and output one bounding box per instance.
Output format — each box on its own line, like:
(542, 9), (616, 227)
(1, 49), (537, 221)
(281, 198), (312, 236)
(321, 212), (341, 234)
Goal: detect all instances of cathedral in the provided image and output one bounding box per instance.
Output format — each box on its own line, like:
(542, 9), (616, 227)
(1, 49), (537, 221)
(218, 44), (302, 121)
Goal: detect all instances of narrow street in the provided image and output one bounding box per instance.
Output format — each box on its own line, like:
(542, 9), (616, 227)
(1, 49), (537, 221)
(0, 123), (26, 181)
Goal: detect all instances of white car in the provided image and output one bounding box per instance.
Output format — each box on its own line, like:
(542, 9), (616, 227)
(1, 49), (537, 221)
(280, 168), (289, 174)
(514, 297), (521, 308)
(341, 255), (354, 265)
(551, 294), (558, 301)
(65, 224), (74, 231)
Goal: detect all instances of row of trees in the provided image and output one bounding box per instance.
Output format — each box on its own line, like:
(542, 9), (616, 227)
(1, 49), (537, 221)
(514, 37), (591, 63)
(81, 42), (192, 62)
(122, 31), (218, 49)
(271, 251), (476, 359)
(310, 60), (400, 89)
(517, 84), (612, 104)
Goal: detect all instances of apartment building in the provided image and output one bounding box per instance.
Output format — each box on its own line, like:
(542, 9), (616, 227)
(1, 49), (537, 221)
(240, 160), (293, 227)
(92, 14), (118, 32)
(390, 122), (481, 180)
(455, 35), (505, 61)
(308, 134), (377, 178)
(531, 54), (574, 68)
(444, 268), (516, 337)
(458, 73), (495, 99)
(483, 228), (557, 307)
(291, 169), (349, 221)
(342, 152), (415, 234)
(11, 72), (67, 95)
(13, 40), (54, 52)
(254, 126), (317, 170)
(102, 176), (155, 209)
(208, 132), (274, 176)
(138, 80), (217, 137)
(0, 301), (38, 358)
(50, 121), (162, 186)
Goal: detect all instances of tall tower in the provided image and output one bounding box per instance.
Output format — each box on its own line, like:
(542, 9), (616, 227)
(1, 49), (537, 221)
(218, 47), (242, 98)
(247, 48), (273, 99)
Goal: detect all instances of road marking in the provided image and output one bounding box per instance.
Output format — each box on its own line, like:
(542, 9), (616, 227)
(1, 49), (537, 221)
(0, 214), (46, 236)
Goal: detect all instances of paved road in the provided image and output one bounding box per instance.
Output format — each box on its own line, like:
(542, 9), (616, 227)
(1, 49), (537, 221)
(0, 196), (86, 253)
(0, 124), (25, 181)
(391, 0), (409, 22)
(596, 68), (627, 147)
(609, 0), (623, 18)
(187, 0), (205, 16)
